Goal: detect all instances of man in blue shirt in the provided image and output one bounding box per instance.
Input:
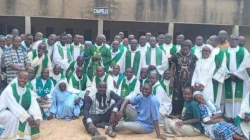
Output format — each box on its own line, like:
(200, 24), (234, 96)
(116, 83), (166, 140)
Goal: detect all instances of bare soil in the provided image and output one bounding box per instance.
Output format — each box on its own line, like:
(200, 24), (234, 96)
(38, 117), (211, 140)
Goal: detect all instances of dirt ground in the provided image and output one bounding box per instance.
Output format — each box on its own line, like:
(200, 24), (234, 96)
(38, 117), (210, 140)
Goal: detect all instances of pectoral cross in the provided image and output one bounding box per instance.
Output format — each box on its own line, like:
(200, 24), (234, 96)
(37, 87), (43, 93)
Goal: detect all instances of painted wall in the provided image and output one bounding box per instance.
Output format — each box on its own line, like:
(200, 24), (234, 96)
(0, 0), (249, 25)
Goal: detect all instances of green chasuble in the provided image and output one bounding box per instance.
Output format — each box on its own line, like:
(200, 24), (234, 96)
(36, 77), (53, 97)
(125, 51), (140, 76)
(32, 50), (49, 76)
(69, 43), (84, 56)
(95, 74), (109, 88)
(70, 74), (88, 90)
(160, 80), (172, 97)
(225, 47), (244, 103)
(213, 50), (225, 102)
(145, 47), (162, 65)
(85, 45), (111, 81)
(57, 43), (72, 62)
(120, 78), (137, 98)
(11, 83), (39, 137)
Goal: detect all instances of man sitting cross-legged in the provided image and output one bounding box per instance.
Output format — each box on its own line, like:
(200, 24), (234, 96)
(83, 81), (124, 140)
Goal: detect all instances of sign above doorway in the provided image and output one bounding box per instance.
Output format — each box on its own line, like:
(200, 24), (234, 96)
(94, 7), (109, 16)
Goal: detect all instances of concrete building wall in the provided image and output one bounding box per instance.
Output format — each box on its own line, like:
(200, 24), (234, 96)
(0, 0), (249, 25)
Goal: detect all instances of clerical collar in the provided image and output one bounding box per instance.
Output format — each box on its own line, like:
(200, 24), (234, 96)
(127, 75), (135, 82)
(130, 49), (138, 53)
(95, 44), (103, 49)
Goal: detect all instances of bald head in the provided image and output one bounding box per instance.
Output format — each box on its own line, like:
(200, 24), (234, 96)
(35, 32), (43, 41)
(139, 36), (147, 46)
(238, 36), (245, 47)
(158, 34), (165, 45)
(165, 33), (172, 44)
(177, 34), (185, 45)
(96, 66), (105, 77)
(218, 30), (228, 43)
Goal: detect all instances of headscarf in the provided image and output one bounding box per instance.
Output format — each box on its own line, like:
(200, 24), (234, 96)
(84, 41), (92, 46)
(56, 78), (82, 94)
(193, 90), (202, 98)
(203, 44), (214, 52)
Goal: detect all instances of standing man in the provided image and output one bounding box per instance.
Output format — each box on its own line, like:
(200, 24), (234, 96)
(28, 42), (52, 77)
(0, 36), (4, 92)
(67, 34), (73, 45)
(145, 32), (152, 47)
(43, 34), (58, 59)
(109, 40), (125, 73)
(170, 40), (198, 115)
(160, 33), (174, 58)
(238, 36), (246, 47)
(123, 39), (146, 78)
(174, 34), (185, 53)
(101, 35), (111, 49)
(145, 37), (168, 76)
(0, 71), (42, 140)
(224, 34), (249, 119)
(70, 35), (84, 61)
(20, 34), (33, 52)
(218, 30), (230, 50)
(118, 32), (124, 42)
(53, 33), (72, 74)
(66, 56), (85, 81)
(5, 34), (13, 51)
(84, 35), (111, 81)
(191, 36), (205, 59)
(11, 28), (19, 36)
(4, 36), (30, 83)
(33, 32), (44, 50)
(157, 34), (165, 49)
(138, 36), (148, 55)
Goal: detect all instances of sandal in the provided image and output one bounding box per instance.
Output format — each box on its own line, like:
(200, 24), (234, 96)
(96, 123), (105, 129)
(91, 136), (107, 140)
(105, 128), (116, 137)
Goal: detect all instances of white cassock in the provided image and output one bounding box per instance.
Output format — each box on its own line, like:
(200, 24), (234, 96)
(152, 81), (172, 124)
(123, 49), (146, 78)
(211, 47), (228, 107)
(192, 45), (204, 59)
(89, 74), (114, 96)
(68, 73), (91, 91)
(176, 44), (181, 53)
(32, 40), (42, 50)
(162, 43), (173, 58)
(0, 84), (42, 140)
(138, 45), (149, 56)
(117, 75), (140, 99)
(145, 47), (168, 76)
(225, 46), (249, 118)
(105, 43), (111, 49)
(28, 52), (52, 77)
(71, 43), (83, 61)
(33, 39), (55, 58)
(53, 41), (71, 73)
(50, 72), (63, 84)
(192, 57), (216, 101)
(109, 49), (126, 73)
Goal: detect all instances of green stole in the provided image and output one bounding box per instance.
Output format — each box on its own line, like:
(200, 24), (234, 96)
(71, 74), (87, 90)
(20, 42), (31, 51)
(95, 74), (109, 88)
(170, 45), (177, 55)
(57, 43), (72, 62)
(213, 50), (225, 102)
(225, 47), (244, 103)
(118, 44), (125, 53)
(32, 50), (49, 76)
(42, 38), (47, 43)
(114, 74), (124, 87)
(70, 43), (84, 55)
(36, 77), (53, 97)
(26, 81), (34, 91)
(11, 83), (39, 136)
(120, 78), (137, 98)
(50, 72), (65, 85)
(66, 61), (76, 80)
(191, 46), (196, 54)
(146, 47), (162, 65)
(152, 83), (161, 95)
(160, 80), (172, 97)
(110, 50), (123, 68)
(125, 51), (140, 76)
(139, 78), (150, 89)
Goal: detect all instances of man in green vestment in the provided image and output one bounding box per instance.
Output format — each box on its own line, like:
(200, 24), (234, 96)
(112, 64), (124, 93)
(139, 68), (150, 91)
(157, 34), (165, 49)
(69, 66), (91, 91)
(66, 56), (85, 81)
(20, 34), (33, 52)
(138, 36), (148, 55)
(0, 71), (41, 139)
(109, 40), (125, 73)
(85, 35), (111, 81)
(146, 32), (152, 47)
(191, 36), (205, 59)
(238, 36), (246, 48)
(70, 35), (84, 61)
(174, 34), (185, 53)
(50, 64), (64, 85)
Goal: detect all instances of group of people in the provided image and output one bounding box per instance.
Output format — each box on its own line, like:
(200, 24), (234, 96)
(0, 28), (249, 140)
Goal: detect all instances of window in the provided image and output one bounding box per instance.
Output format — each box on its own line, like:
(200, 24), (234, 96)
(65, 28), (73, 35)
(122, 30), (128, 38)
(46, 27), (55, 37)
(84, 29), (92, 41)
(138, 31), (145, 38)
(6, 25), (16, 34)
(103, 29), (111, 43)
(31, 26), (35, 36)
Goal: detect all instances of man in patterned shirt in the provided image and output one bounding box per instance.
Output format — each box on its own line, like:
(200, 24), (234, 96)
(4, 36), (30, 83)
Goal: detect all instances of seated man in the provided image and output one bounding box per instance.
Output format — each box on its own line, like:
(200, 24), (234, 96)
(69, 66), (91, 91)
(90, 66), (114, 95)
(111, 64), (124, 93)
(149, 73), (172, 124)
(164, 87), (202, 137)
(117, 68), (140, 99)
(50, 64), (64, 85)
(31, 68), (55, 119)
(116, 84), (166, 140)
(235, 91), (250, 139)
(66, 56), (85, 81)
(0, 71), (42, 139)
(139, 68), (150, 90)
(49, 79), (83, 120)
(160, 70), (172, 97)
(83, 82), (124, 139)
